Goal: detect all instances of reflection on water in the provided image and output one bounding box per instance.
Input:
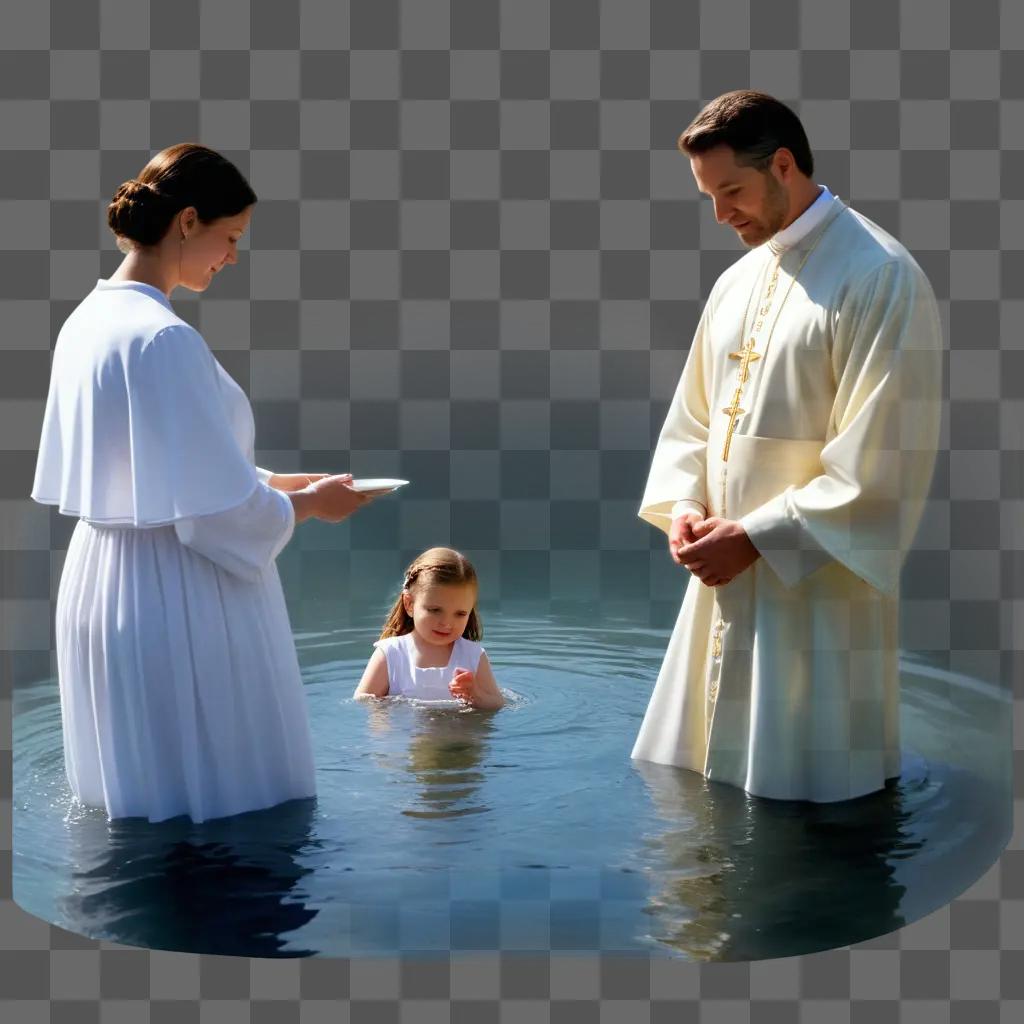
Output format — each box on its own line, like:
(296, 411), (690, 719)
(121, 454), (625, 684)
(12, 605), (1013, 960)
(402, 707), (494, 820)
(635, 761), (913, 960)
(56, 799), (319, 957)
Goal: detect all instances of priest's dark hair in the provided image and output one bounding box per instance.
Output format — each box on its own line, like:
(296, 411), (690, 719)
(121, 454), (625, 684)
(678, 90), (814, 177)
(106, 143), (258, 253)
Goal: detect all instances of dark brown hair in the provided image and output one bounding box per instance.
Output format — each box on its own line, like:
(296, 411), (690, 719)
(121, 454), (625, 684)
(678, 90), (814, 177)
(106, 143), (258, 251)
(379, 547), (482, 641)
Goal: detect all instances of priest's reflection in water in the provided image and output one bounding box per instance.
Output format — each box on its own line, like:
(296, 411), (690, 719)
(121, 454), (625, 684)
(633, 759), (923, 961)
(57, 797), (319, 957)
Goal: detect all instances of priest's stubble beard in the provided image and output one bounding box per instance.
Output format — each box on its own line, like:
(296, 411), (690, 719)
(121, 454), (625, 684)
(736, 169), (790, 248)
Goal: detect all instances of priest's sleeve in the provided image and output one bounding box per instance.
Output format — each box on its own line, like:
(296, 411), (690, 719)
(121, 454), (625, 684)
(638, 303), (713, 535)
(739, 257), (944, 595)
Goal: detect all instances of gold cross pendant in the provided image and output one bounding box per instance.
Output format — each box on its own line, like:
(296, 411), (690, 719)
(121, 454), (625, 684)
(728, 337), (762, 383)
(720, 337), (761, 460)
(721, 396), (745, 461)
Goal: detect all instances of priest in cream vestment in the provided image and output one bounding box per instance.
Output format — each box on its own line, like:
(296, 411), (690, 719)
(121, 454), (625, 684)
(633, 92), (943, 803)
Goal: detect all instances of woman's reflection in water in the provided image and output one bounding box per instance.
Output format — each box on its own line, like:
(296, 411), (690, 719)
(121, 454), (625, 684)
(634, 760), (924, 961)
(58, 797), (320, 957)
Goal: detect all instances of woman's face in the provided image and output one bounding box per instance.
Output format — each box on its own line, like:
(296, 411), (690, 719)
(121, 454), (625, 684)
(403, 582), (476, 647)
(178, 205), (253, 291)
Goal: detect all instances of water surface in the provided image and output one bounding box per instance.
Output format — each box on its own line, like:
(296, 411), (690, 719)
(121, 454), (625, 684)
(13, 604), (1012, 959)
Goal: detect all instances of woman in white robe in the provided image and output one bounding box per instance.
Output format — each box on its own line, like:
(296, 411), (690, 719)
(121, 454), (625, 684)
(31, 144), (367, 823)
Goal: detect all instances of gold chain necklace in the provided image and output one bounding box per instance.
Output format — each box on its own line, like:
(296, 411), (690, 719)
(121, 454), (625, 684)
(719, 236), (821, 464)
(708, 204), (845, 663)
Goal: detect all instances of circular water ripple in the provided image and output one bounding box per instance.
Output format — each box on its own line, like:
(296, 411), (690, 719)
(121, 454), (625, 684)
(12, 612), (1013, 960)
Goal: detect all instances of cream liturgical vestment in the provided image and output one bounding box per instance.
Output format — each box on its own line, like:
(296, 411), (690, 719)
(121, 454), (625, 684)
(32, 279), (316, 823)
(633, 191), (943, 802)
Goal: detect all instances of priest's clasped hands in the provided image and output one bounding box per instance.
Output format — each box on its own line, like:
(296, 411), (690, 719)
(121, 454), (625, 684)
(670, 511), (761, 587)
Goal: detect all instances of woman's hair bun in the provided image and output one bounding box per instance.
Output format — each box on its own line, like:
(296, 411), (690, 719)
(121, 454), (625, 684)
(113, 178), (149, 200)
(106, 143), (258, 252)
(106, 179), (173, 248)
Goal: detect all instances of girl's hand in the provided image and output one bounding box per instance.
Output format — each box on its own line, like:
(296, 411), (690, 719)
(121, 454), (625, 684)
(453, 655), (504, 710)
(449, 668), (476, 703)
(269, 472), (331, 493)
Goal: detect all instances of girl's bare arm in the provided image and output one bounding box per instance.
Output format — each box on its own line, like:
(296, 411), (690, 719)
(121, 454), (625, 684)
(353, 648), (390, 699)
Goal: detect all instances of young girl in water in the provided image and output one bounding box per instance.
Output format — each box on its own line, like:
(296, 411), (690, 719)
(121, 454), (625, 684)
(354, 547), (504, 710)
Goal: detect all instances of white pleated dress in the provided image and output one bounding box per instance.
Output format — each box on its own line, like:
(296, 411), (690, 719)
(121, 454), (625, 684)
(31, 279), (316, 824)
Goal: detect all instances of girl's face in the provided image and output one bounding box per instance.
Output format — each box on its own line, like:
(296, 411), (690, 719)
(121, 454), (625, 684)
(403, 582), (476, 646)
(178, 204), (253, 292)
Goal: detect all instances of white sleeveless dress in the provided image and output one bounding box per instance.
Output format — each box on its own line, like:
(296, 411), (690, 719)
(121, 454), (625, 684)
(373, 633), (485, 701)
(31, 278), (316, 823)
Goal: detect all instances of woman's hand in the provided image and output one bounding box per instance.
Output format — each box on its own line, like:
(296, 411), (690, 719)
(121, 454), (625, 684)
(290, 474), (371, 524)
(268, 472), (330, 493)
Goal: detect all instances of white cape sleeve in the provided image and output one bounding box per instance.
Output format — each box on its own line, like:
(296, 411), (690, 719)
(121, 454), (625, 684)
(32, 323), (260, 526)
(174, 483), (295, 583)
(739, 258), (944, 595)
(637, 303), (713, 535)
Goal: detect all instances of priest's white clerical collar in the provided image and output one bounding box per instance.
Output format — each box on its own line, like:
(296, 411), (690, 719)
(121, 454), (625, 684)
(95, 278), (174, 310)
(767, 184), (834, 254)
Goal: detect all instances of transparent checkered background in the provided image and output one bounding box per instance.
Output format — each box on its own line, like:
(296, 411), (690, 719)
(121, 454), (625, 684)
(1, 0), (1022, 1018)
